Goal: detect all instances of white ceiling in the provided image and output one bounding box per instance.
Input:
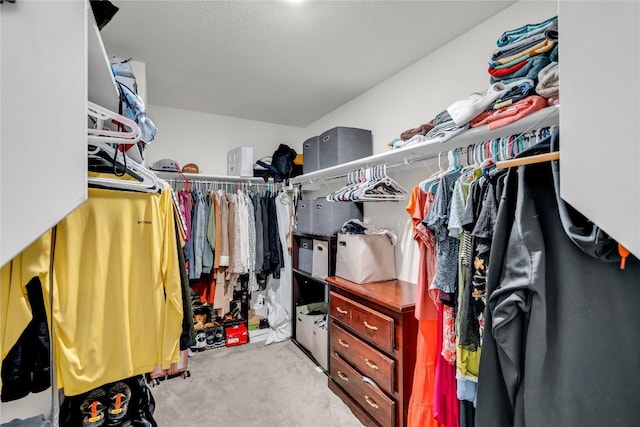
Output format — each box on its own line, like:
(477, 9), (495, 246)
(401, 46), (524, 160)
(101, 1), (514, 127)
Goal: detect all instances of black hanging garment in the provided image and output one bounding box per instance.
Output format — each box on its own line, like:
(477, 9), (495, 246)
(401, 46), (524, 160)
(476, 130), (640, 427)
(1, 277), (51, 402)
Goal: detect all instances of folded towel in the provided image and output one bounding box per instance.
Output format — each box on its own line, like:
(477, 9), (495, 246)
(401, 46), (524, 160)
(490, 55), (551, 85)
(425, 121), (469, 143)
(400, 120), (435, 141)
(492, 39), (555, 68)
(470, 96), (548, 130)
(490, 32), (547, 62)
(536, 62), (559, 97)
(497, 16), (558, 47)
(488, 60), (528, 77)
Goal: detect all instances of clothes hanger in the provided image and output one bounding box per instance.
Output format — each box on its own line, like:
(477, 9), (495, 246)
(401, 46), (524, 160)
(88, 142), (159, 192)
(357, 164), (409, 201)
(495, 126), (560, 169)
(87, 102), (141, 145)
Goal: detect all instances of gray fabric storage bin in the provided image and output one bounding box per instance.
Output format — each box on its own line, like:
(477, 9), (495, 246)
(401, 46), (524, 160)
(312, 201), (363, 236)
(318, 127), (372, 169)
(303, 136), (320, 174)
(298, 238), (313, 273)
(296, 199), (312, 234)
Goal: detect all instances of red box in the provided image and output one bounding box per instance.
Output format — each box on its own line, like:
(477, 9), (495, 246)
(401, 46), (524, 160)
(225, 323), (248, 347)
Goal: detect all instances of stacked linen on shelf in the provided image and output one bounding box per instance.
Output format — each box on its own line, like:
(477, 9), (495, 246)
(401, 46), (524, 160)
(390, 15), (559, 150)
(488, 16), (558, 85)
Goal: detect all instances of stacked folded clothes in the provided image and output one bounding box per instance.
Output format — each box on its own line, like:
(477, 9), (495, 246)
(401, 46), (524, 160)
(400, 121), (434, 141)
(470, 95), (548, 130)
(489, 79), (536, 110)
(489, 16), (558, 85)
(388, 15), (559, 151)
(536, 61), (559, 99)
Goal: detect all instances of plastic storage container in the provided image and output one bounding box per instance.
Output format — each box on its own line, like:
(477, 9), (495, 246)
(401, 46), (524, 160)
(318, 127), (372, 170)
(227, 146), (254, 177)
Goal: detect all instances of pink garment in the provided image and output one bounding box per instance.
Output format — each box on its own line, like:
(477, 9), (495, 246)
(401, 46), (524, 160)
(180, 190), (193, 241)
(548, 95), (560, 105)
(470, 95), (548, 130)
(415, 191), (439, 314)
(441, 305), (456, 365)
(408, 187), (438, 321)
(434, 304), (459, 427)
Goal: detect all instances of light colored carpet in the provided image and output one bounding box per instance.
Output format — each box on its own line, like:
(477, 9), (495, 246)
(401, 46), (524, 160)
(150, 340), (364, 427)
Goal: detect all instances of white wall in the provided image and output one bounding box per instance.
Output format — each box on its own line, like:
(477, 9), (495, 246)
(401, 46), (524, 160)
(145, 105), (304, 175)
(302, 1), (558, 284)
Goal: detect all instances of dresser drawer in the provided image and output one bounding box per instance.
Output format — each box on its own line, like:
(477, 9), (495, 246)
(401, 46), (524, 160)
(330, 291), (352, 324)
(331, 353), (396, 427)
(348, 298), (394, 353)
(331, 322), (395, 395)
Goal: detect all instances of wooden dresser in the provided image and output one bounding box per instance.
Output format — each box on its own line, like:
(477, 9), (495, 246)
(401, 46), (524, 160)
(326, 276), (418, 427)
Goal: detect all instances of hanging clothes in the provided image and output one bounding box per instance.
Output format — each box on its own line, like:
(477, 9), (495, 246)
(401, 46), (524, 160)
(406, 185), (441, 427)
(51, 183), (183, 396)
(1, 276), (51, 402)
(274, 191), (294, 314)
(476, 132), (640, 427)
(202, 193), (214, 275)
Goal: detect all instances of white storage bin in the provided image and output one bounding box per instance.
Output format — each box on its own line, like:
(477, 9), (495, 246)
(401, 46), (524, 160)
(227, 146), (254, 177)
(335, 234), (396, 284)
(311, 239), (329, 279)
(312, 321), (328, 371)
(295, 302), (327, 351)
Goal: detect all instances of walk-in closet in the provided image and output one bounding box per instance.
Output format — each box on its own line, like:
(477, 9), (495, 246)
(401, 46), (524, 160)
(1, 1), (639, 426)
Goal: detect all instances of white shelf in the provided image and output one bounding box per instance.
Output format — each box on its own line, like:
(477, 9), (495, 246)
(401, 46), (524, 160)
(88, 16), (119, 112)
(291, 105), (560, 187)
(155, 171), (273, 184)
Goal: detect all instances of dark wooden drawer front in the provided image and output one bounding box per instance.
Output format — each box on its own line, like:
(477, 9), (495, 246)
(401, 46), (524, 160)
(348, 298), (395, 353)
(331, 322), (395, 395)
(330, 291), (352, 324)
(331, 353), (396, 427)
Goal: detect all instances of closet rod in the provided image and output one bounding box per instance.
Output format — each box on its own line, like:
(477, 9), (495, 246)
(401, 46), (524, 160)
(496, 151), (560, 169)
(155, 171), (273, 184)
(166, 178), (274, 188)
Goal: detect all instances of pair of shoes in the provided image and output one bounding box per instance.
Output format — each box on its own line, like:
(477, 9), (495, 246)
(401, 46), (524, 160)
(80, 382), (131, 426)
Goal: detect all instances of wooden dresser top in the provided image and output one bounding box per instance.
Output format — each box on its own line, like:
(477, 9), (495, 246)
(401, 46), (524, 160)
(327, 276), (417, 313)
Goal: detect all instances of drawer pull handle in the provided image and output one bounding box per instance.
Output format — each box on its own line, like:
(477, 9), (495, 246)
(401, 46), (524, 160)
(364, 359), (379, 370)
(364, 396), (379, 409)
(363, 321), (378, 331)
(336, 307), (348, 315)
(337, 371), (349, 382)
(338, 339), (350, 348)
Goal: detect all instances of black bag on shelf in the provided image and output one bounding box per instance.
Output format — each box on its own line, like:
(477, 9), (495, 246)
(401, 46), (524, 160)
(256, 144), (297, 184)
